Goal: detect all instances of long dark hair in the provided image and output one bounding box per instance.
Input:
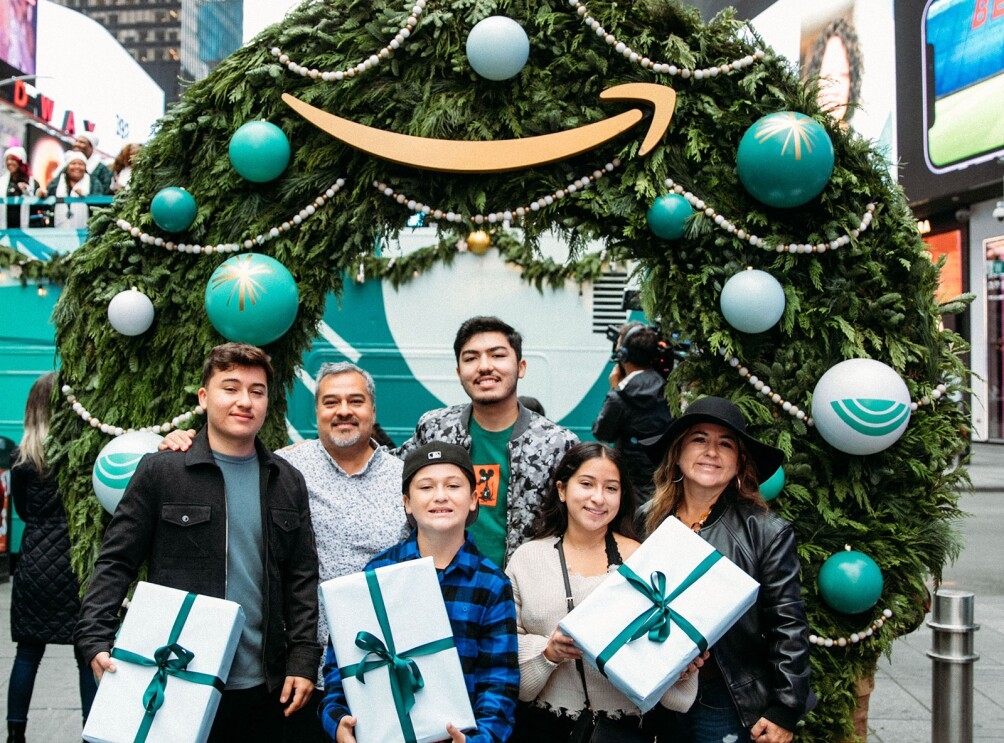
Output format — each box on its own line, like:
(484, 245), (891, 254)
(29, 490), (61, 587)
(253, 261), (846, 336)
(16, 372), (56, 474)
(645, 423), (766, 536)
(534, 442), (639, 540)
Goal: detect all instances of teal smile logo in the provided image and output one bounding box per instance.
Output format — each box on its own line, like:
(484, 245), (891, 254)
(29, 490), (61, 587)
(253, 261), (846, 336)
(94, 452), (146, 490)
(830, 399), (910, 437)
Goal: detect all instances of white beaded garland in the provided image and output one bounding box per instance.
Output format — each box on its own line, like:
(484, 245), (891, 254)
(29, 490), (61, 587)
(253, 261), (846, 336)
(568, 0), (765, 78)
(809, 608), (894, 648)
(373, 160), (620, 225)
(270, 0), (426, 80)
(61, 384), (203, 437)
(117, 180), (345, 254)
(665, 178), (876, 255)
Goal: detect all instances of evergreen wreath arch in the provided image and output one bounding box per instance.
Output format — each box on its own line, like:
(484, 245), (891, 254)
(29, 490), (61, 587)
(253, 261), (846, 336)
(48, 1), (969, 739)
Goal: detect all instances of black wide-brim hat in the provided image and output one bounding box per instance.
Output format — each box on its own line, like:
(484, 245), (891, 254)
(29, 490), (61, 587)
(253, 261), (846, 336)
(643, 396), (784, 484)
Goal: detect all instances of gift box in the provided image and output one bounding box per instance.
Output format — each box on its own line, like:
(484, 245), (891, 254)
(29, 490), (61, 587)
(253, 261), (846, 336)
(559, 516), (759, 712)
(321, 557), (475, 743)
(83, 582), (245, 743)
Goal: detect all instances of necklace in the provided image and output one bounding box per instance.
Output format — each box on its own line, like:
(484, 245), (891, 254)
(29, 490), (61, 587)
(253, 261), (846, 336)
(674, 506), (711, 532)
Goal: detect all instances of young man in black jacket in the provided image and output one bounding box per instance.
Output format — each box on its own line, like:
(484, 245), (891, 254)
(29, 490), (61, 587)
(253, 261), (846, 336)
(75, 343), (320, 743)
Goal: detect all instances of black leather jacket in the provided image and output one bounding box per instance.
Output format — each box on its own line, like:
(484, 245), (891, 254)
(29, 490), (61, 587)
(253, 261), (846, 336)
(698, 491), (814, 732)
(75, 427), (321, 690)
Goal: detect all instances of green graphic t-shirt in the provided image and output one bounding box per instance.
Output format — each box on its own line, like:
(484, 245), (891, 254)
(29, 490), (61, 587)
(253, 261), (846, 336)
(466, 418), (513, 567)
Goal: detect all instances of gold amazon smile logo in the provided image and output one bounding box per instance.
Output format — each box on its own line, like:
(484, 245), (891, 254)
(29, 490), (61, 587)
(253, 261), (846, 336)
(282, 83), (676, 173)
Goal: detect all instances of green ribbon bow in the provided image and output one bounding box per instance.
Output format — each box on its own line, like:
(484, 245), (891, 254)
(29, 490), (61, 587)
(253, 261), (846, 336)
(338, 570), (456, 743)
(596, 552), (722, 676)
(110, 592), (226, 743)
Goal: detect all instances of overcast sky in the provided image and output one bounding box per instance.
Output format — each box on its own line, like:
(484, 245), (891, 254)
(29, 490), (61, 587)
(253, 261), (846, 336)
(242, 0), (302, 44)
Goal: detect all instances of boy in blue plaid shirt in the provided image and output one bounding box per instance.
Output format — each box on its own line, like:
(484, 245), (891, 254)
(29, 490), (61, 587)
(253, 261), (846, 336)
(320, 441), (519, 743)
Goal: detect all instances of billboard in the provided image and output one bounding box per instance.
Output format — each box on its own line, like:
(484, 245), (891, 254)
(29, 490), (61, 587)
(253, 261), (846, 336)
(0, 0), (37, 75)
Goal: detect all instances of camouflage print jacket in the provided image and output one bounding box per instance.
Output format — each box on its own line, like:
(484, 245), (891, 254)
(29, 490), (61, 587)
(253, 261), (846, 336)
(395, 402), (579, 564)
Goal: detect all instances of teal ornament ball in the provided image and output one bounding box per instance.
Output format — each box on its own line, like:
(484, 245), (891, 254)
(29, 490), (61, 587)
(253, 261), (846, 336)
(92, 431), (164, 513)
(818, 550), (884, 614)
(466, 16), (530, 81)
(150, 187), (197, 233)
(107, 288), (155, 336)
(720, 269), (785, 333)
(647, 194), (693, 240)
(205, 253), (299, 345)
(228, 121), (291, 182)
(736, 112), (835, 208)
(812, 358), (911, 455)
(759, 465), (785, 501)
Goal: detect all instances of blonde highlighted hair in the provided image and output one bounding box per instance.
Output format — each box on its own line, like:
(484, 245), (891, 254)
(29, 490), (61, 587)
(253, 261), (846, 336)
(16, 372), (57, 474)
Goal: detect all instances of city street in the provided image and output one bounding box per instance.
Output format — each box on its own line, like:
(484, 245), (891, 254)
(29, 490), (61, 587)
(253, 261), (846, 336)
(1, 444), (1003, 741)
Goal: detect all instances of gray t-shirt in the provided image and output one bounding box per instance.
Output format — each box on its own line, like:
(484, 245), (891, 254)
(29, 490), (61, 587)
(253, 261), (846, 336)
(214, 450), (265, 690)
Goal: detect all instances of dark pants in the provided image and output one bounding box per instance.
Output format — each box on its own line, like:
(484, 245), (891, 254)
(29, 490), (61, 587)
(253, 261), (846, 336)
(6, 640), (97, 726)
(510, 701), (654, 743)
(209, 685), (284, 743)
(282, 686), (326, 743)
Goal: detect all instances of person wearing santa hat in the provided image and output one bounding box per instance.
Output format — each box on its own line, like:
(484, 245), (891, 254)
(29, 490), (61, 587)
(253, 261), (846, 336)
(1, 146), (37, 230)
(37, 131), (112, 197)
(52, 151), (92, 229)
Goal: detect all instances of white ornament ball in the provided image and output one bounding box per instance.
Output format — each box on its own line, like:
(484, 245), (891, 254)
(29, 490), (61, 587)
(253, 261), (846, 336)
(811, 358), (912, 455)
(107, 288), (155, 336)
(92, 431), (164, 513)
(466, 16), (530, 80)
(720, 269), (786, 334)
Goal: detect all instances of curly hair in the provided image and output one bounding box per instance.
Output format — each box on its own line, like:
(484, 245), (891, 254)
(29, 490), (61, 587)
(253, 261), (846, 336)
(804, 17), (863, 123)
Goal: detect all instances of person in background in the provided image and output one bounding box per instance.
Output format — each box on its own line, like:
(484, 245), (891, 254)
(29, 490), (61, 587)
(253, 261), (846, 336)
(110, 143), (141, 192)
(516, 396), (545, 417)
(592, 323), (673, 504)
(51, 152), (91, 230)
(75, 343), (320, 743)
(803, 17), (863, 126)
(1, 146), (37, 231)
(6, 373), (97, 743)
(644, 396), (813, 743)
(37, 132), (112, 197)
(506, 442), (700, 742)
(320, 441), (519, 743)
(396, 316), (578, 567)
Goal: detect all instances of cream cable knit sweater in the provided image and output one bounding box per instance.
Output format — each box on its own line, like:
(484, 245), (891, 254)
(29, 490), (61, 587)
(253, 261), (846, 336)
(505, 536), (698, 718)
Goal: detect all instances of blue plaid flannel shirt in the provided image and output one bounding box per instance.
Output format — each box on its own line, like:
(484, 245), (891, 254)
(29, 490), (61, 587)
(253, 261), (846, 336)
(320, 531), (519, 743)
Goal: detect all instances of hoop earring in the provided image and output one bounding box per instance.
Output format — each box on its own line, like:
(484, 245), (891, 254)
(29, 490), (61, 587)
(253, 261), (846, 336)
(671, 468), (684, 484)
(735, 476), (742, 491)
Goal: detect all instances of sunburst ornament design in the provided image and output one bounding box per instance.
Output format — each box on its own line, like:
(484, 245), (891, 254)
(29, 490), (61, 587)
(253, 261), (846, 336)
(736, 110), (835, 208)
(211, 253), (273, 311)
(204, 253), (300, 345)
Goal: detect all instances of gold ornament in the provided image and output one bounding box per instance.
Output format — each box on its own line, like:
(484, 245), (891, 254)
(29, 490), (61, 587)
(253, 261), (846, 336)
(467, 230), (491, 255)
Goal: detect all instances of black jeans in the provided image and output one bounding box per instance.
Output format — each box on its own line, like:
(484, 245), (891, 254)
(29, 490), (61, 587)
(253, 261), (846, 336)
(209, 685), (284, 743)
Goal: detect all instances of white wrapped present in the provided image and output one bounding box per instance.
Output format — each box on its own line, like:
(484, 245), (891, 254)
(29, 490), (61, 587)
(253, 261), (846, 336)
(321, 557), (475, 743)
(560, 516), (759, 712)
(83, 582), (245, 743)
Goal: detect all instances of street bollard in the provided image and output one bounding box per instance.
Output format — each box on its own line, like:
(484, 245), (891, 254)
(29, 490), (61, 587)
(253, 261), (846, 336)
(927, 589), (979, 743)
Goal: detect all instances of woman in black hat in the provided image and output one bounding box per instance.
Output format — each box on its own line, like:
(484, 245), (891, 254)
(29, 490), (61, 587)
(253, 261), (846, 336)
(644, 397), (813, 743)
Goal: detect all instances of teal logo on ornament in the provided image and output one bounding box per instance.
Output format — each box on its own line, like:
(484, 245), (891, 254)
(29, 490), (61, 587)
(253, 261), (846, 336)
(93, 452), (146, 490)
(830, 399), (910, 437)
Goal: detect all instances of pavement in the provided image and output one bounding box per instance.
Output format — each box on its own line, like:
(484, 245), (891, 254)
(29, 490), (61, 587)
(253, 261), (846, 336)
(1, 445), (1003, 741)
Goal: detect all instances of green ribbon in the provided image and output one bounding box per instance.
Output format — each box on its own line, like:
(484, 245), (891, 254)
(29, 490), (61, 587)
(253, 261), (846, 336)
(110, 592), (225, 743)
(338, 570), (456, 743)
(595, 552), (722, 676)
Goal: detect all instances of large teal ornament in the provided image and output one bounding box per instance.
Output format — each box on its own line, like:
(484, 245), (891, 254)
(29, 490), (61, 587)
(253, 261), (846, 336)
(720, 268), (785, 334)
(647, 194), (693, 240)
(92, 431), (164, 514)
(811, 358), (911, 455)
(737, 112), (835, 208)
(228, 121), (291, 183)
(466, 16), (530, 81)
(759, 465), (785, 501)
(818, 549), (884, 614)
(150, 187), (197, 233)
(205, 253), (299, 345)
